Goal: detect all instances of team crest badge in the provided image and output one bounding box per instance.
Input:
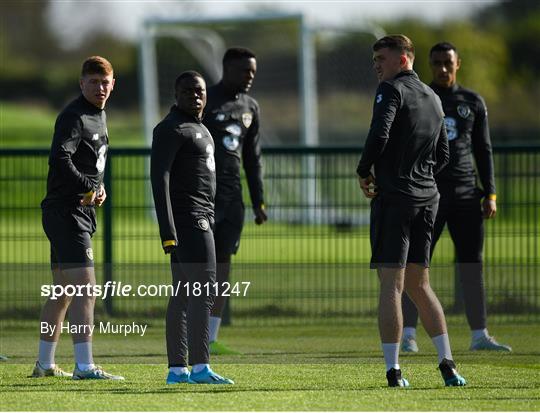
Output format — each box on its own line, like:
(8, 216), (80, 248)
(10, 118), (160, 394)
(86, 248), (94, 261)
(242, 112), (253, 128)
(457, 104), (471, 119)
(198, 218), (209, 231)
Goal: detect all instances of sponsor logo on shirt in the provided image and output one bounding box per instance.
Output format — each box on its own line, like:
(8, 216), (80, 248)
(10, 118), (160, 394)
(457, 104), (471, 119)
(205, 144), (215, 172)
(96, 145), (107, 173)
(195, 132), (202, 139)
(444, 116), (458, 141)
(223, 136), (240, 151)
(198, 218), (209, 231)
(242, 112), (253, 128)
(92, 133), (99, 141)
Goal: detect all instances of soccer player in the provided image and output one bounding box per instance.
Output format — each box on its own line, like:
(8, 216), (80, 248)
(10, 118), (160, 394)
(357, 35), (466, 387)
(151, 70), (234, 385)
(400, 42), (511, 353)
(203, 47), (267, 355)
(35, 56), (123, 380)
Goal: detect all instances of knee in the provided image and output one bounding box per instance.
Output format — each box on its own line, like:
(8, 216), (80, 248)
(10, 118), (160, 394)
(51, 294), (73, 309)
(404, 279), (430, 299)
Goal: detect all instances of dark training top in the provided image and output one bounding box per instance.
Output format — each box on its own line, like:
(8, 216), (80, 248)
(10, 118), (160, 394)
(430, 83), (496, 197)
(357, 70), (450, 206)
(41, 95), (109, 210)
(203, 82), (264, 208)
(151, 105), (216, 244)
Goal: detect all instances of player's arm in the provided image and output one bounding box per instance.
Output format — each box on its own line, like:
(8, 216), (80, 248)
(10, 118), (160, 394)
(150, 124), (184, 253)
(49, 113), (96, 195)
(471, 96), (496, 218)
(434, 119), (450, 175)
(242, 104), (267, 225)
(356, 82), (401, 197)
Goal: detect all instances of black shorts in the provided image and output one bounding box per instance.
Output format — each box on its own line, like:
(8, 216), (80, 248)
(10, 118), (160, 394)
(42, 207), (96, 269)
(370, 196), (438, 269)
(214, 200), (245, 255)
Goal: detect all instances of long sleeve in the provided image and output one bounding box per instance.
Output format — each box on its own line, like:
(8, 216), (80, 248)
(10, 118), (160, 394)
(471, 97), (496, 195)
(434, 120), (450, 175)
(150, 123), (184, 244)
(357, 82), (401, 178)
(49, 113), (95, 193)
(242, 104), (264, 208)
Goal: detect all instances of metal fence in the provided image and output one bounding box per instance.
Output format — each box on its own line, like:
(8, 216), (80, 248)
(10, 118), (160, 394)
(0, 146), (538, 324)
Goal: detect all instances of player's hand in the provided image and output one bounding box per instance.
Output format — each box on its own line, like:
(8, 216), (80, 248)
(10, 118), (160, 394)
(163, 245), (176, 254)
(95, 185), (107, 207)
(482, 198), (497, 219)
(80, 190), (97, 206)
(254, 204), (268, 225)
(358, 174), (377, 199)
(162, 240), (177, 254)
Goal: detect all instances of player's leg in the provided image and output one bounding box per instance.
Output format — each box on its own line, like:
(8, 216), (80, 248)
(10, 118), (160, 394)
(209, 202), (244, 355)
(401, 198), (448, 352)
(404, 203), (465, 386)
(165, 249), (190, 384)
(33, 262), (73, 377)
(370, 198), (410, 387)
(177, 224), (233, 384)
(63, 232), (123, 380)
(447, 197), (511, 351)
(33, 209), (74, 377)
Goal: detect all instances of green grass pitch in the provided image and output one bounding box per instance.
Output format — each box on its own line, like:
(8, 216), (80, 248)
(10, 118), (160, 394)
(1, 320), (539, 411)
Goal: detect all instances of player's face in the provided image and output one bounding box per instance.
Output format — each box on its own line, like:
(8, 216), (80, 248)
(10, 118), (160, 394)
(224, 57), (257, 93)
(80, 73), (115, 109)
(176, 76), (207, 118)
(430, 50), (461, 88)
(372, 48), (404, 82)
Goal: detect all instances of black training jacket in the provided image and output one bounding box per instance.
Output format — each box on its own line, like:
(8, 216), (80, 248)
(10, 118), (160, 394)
(41, 95), (108, 210)
(203, 82), (264, 208)
(151, 105), (216, 244)
(357, 70), (449, 206)
(431, 83), (495, 197)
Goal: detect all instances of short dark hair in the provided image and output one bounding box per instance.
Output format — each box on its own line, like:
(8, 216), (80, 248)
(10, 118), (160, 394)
(430, 42), (458, 57)
(373, 35), (415, 59)
(223, 47), (256, 66)
(174, 70), (204, 91)
(81, 56), (113, 77)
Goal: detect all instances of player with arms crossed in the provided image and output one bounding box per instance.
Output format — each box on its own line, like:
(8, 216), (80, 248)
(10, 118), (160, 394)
(400, 42), (510, 353)
(357, 35), (466, 387)
(35, 56), (123, 380)
(203, 47), (267, 355)
(151, 71), (233, 385)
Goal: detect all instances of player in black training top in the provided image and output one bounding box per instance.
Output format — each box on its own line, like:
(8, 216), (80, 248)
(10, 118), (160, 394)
(203, 47), (267, 355)
(400, 42), (511, 353)
(357, 35), (466, 388)
(36, 56), (123, 380)
(151, 71), (233, 385)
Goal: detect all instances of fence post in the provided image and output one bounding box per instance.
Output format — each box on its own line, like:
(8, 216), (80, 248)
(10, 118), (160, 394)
(103, 156), (114, 315)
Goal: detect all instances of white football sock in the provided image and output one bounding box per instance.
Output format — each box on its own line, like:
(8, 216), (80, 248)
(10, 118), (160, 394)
(471, 328), (488, 341)
(74, 342), (95, 370)
(192, 363), (209, 374)
(209, 316), (221, 343)
(382, 342), (400, 372)
(170, 367), (189, 375)
(431, 333), (453, 363)
(38, 340), (57, 369)
(403, 327), (417, 339)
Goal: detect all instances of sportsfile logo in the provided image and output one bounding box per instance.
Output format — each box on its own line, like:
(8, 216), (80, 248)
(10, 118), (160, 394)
(41, 281), (251, 300)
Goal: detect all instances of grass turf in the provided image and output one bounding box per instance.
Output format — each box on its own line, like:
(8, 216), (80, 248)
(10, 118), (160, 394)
(1, 320), (539, 411)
